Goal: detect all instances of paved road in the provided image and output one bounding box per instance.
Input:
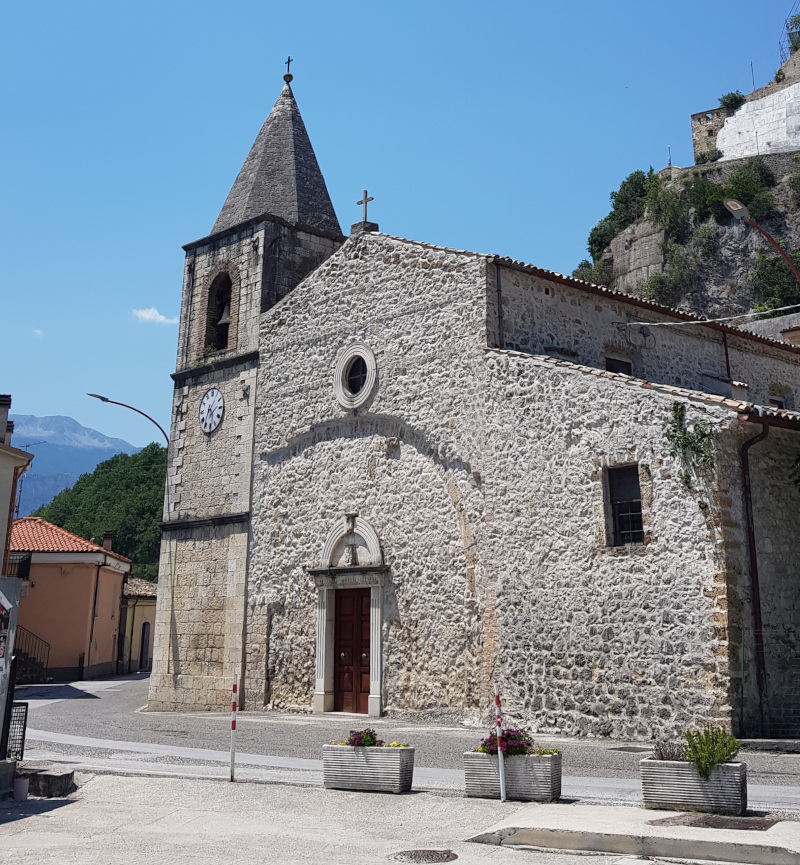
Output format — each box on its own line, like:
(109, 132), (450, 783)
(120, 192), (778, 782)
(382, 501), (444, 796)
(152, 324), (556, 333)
(15, 675), (800, 812)
(0, 772), (671, 865)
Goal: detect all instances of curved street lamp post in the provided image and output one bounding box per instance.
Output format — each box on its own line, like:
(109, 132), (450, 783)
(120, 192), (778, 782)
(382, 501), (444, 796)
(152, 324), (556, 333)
(86, 394), (169, 445)
(723, 198), (800, 287)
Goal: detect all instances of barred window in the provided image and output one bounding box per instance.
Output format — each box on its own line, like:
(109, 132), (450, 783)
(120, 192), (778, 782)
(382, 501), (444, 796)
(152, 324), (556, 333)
(608, 465), (643, 546)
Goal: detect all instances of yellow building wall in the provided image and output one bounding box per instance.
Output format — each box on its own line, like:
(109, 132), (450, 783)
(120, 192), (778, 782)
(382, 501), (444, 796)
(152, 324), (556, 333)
(19, 562), (123, 679)
(123, 598), (156, 673)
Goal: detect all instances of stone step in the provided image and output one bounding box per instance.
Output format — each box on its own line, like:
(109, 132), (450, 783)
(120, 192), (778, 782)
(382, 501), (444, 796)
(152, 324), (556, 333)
(17, 764), (75, 798)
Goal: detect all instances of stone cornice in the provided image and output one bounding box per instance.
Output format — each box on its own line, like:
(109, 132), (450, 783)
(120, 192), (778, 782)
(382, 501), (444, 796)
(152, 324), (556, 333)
(172, 351), (259, 384)
(161, 512), (250, 532)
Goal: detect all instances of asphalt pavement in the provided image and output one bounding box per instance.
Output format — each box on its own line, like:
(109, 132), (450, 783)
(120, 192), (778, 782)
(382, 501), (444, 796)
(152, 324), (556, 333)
(0, 772), (664, 865)
(15, 675), (800, 800)
(7, 675), (800, 864)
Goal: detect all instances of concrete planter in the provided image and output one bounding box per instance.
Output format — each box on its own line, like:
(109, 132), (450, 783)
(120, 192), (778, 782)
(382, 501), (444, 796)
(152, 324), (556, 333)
(463, 751), (562, 802)
(322, 745), (414, 793)
(640, 758), (747, 816)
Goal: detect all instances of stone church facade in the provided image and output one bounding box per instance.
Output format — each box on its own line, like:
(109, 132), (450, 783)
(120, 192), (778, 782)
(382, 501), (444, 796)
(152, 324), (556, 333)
(149, 75), (800, 739)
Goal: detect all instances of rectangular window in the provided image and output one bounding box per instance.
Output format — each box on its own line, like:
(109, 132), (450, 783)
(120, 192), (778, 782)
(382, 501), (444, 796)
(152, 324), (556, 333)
(769, 397), (785, 410)
(605, 356), (633, 375)
(608, 465), (644, 546)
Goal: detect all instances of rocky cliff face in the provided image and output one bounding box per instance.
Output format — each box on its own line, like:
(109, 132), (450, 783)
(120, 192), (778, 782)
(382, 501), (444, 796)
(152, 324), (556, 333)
(604, 151), (800, 319)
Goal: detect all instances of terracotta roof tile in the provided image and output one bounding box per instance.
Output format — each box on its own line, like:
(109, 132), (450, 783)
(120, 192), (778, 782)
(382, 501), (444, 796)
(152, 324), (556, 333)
(10, 517), (131, 563)
(124, 577), (157, 598)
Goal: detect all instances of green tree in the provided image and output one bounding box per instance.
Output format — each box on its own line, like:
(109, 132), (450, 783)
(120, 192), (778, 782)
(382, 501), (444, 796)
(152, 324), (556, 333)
(586, 169), (657, 262)
(725, 157), (775, 222)
(719, 91), (746, 115)
(750, 248), (800, 312)
(34, 443), (167, 581)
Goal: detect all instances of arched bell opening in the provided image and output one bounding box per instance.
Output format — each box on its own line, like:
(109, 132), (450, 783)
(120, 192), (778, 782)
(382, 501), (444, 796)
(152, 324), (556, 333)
(205, 273), (233, 352)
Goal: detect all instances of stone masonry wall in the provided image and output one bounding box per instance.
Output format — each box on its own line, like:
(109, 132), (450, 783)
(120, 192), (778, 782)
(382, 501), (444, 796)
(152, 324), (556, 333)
(177, 217), (340, 372)
(178, 224), (264, 370)
(150, 218), (340, 712)
(241, 231), (777, 736)
(747, 426), (800, 736)
(164, 360), (257, 521)
(716, 80), (800, 162)
(691, 107), (727, 162)
(155, 226), (800, 732)
(498, 265), (800, 407)
(608, 220), (664, 295)
(482, 348), (738, 738)
(246, 233), (492, 716)
(149, 523), (248, 710)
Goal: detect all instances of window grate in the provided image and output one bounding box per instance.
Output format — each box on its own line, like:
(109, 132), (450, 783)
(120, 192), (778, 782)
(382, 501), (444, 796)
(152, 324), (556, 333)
(613, 499), (644, 545)
(608, 464), (644, 546)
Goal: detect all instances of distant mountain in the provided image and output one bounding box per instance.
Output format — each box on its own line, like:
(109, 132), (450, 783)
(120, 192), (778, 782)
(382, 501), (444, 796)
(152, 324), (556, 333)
(10, 415), (140, 516)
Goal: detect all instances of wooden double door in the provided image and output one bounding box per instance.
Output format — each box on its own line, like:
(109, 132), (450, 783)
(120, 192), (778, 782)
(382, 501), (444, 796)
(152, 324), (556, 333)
(334, 588), (371, 714)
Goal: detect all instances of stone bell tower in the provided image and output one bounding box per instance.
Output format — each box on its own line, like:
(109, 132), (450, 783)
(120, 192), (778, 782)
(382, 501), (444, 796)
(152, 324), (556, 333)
(149, 72), (344, 711)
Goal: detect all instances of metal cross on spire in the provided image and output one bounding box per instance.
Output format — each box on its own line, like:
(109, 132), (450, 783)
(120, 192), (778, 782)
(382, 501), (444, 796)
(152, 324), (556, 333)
(284, 56), (294, 83)
(357, 190), (374, 223)
(285, 55), (293, 74)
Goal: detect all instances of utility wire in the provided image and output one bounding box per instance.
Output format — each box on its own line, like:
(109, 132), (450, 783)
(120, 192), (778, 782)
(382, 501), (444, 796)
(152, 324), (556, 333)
(622, 301), (800, 329)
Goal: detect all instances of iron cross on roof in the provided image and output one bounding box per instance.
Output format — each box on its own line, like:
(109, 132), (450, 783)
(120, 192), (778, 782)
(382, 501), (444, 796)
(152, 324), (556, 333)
(357, 190), (374, 223)
(285, 56), (293, 74)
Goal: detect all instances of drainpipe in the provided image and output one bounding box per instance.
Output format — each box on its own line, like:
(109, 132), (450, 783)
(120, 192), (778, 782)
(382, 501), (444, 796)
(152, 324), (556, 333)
(721, 331), (732, 382)
(129, 599), (139, 673)
(86, 554), (107, 678)
(740, 417), (770, 737)
(494, 260), (504, 350)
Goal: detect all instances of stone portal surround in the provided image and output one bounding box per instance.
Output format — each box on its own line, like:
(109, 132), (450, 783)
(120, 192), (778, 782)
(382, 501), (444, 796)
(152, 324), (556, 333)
(309, 515), (385, 717)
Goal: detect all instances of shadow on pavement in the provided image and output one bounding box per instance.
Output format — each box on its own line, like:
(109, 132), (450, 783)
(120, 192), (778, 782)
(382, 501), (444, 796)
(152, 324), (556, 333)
(15, 685), (99, 701)
(0, 796), (73, 825)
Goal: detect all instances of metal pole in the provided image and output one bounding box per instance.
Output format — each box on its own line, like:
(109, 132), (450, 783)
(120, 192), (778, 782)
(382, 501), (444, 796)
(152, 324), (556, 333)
(230, 677), (237, 782)
(746, 219), (800, 287)
(494, 683), (506, 802)
(86, 394), (169, 444)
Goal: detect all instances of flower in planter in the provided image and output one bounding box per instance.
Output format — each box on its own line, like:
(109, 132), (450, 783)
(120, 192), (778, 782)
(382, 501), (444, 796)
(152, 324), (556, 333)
(329, 729), (412, 748)
(475, 728), (560, 757)
(346, 728), (384, 747)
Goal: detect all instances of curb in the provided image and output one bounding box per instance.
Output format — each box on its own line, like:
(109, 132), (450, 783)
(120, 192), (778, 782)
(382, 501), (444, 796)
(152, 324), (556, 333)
(471, 824), (799, 865)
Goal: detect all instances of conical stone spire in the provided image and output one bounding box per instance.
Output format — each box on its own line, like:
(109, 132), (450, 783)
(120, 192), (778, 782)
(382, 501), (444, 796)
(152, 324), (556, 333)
(212, 79), (341, 236)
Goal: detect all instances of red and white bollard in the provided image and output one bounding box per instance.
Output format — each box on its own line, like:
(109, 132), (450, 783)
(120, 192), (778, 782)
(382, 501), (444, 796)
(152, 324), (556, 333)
(494, 683), (506, 801)
(230, 677), (237, 782)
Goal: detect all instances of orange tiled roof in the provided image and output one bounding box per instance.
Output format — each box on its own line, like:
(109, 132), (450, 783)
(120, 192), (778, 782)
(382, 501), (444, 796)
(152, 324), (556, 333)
(10, 517), (131, 563)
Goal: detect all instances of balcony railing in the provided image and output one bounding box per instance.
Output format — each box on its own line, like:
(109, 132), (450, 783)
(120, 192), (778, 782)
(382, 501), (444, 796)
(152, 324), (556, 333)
(6, 552), (31, 580)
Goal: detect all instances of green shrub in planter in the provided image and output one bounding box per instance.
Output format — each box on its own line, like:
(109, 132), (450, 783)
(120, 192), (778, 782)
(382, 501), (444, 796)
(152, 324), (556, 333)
(684, 725), (740, 781)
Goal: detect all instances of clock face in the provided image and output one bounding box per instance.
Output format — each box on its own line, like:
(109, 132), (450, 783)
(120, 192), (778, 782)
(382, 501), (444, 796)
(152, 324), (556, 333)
(199, 388), (224, 433)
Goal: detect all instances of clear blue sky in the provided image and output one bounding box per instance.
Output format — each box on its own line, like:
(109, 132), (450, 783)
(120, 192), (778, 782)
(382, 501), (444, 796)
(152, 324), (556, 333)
(4, 0), (794, 446)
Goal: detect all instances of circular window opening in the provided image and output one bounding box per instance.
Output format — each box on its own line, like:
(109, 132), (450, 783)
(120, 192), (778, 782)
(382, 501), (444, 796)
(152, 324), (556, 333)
(346, 355), (368, 394)
(334, 342), (376, 410)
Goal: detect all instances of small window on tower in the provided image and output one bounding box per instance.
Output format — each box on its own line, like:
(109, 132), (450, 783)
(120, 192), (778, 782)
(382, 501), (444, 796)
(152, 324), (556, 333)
(607, 465), (644, 546)
(205, 273), (233, 354)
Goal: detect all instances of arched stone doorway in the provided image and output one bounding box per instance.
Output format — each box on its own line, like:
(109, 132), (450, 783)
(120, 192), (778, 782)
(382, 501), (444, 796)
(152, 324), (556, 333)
(308, 513), (386, 716)
(139, 621), (151, 672)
